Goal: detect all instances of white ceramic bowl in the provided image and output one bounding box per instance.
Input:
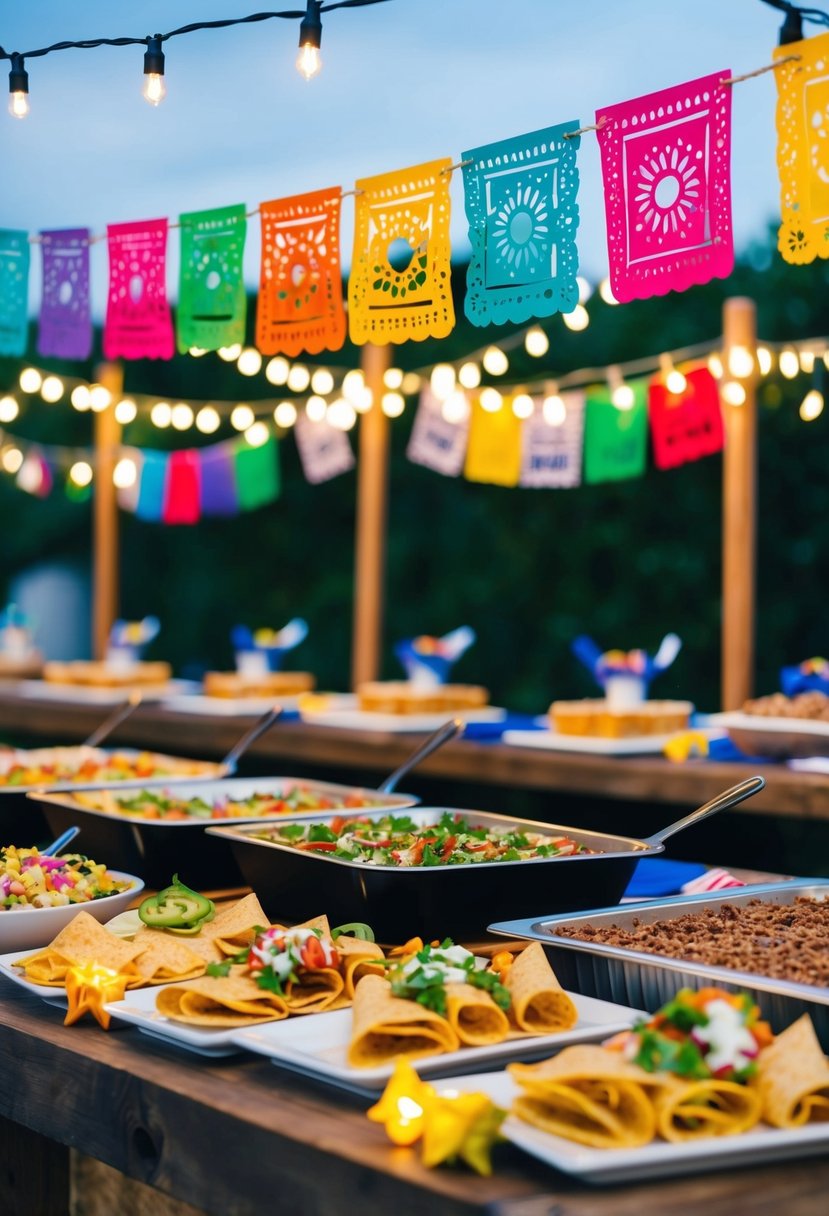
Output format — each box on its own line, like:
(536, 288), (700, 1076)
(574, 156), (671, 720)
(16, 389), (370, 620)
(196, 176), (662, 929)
(0, 871), (144, 952)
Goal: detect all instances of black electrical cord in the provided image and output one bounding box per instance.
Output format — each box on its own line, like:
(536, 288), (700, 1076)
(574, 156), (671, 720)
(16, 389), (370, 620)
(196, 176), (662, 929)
(0, 0), (393, 62)
(758, 0), (829, 29)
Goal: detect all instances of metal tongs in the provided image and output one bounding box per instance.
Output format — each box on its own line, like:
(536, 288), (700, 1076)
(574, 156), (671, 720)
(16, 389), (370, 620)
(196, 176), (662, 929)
(377, 718), (463, 793)
(82, 690), (143, 748)
(220, 705), (284, 773)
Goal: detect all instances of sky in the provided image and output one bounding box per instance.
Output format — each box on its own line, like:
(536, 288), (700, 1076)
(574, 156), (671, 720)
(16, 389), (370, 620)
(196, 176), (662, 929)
(0, 0), (794, 312)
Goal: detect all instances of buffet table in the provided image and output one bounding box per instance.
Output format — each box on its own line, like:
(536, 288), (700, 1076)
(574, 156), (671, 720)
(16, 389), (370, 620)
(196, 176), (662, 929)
(2, 980), (828, 1216)
(0, 688), (827, 822)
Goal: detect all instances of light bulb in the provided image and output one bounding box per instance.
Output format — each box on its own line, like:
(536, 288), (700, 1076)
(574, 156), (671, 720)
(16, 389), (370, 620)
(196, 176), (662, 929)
(383, 367), (404, 390)
(237, 347), (263, 377)
(311, 368), (334, 395)
(779, 348), (800, 379)
(562, 304), (589, 331)
(441, 391), (470, 424)
(479, 387), (503, 412)
(296, 44), (322, 80)
(327, 398), (357, 430)
(599, 277), (618, 305)
(800, 349), (816, 373)
(69, 461), (93, 487)
(8, 55), (29, 119)
(666, 369), (687, 394)
(381, 392), (405, 418)
(757, 347), (773, 376)
(218, 344), (242, 362)
(721, 381), (746, 406)
(612, 384), (635, 410)
(196, 406), (220, 434)
(800, 389), (825, 421)
(9, 90), (29, 119)
(114, 398), (138, 424)
(306, 396), (327, 422)
(171, 403), (194, 430)
(113, 458), (137, 489)
(576, 276), (592, 304)
(0, 396), (19, 422)
(458, 362), (481, 390)
(430, 363), (456, 401)
(342, 369), (365, 402)
(19, 367), (42, 394)
(89, 384), (112, 412)
(296, 1), (323, 79)
(287, 364), (311, 392)
(524, 327), (549, 358)
(543, 394), (567, 426)
(274, 401), (298, 428)
(230, 404), (255, 431)
(352, 386), (373, 413)
(41, 375), (64, 403)
(708, 352), (724, 380)
(142, 37), (166, 106)
(245, 421), (270, 447)
(1, 446), (23, 473)
(71, 385), (91, 411)
(189, 346), (207, 358)
(266, 357), (290, 385)
(727, 344), (755, 379)
(512, 393), (535, 419)
(401, 372), (421, 395)
(151, 401), (172, 428)
(482, 346), (508, 376)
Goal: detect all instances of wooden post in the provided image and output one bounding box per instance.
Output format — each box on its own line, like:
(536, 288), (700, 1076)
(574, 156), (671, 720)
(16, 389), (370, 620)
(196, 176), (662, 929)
(351, 344), (392, 688)
(92, 362), (124, 661)
(721, 298), (758, 710)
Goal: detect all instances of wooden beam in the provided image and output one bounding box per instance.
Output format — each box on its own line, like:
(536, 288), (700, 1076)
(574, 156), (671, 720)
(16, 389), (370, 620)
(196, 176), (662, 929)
(721, 297), (758, 710)
(351, 344), (392, 688)
(92, 362), (124, 661)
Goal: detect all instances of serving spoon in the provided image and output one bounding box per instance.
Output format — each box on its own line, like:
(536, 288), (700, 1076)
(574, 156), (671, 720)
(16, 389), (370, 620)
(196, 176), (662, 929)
(377, 718), (463, 793)
(82, 690), (143, 748)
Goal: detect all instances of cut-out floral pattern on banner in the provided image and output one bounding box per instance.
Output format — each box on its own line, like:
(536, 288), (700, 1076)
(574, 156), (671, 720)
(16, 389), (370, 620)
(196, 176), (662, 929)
(38, 228), (92, 360)
(775, 32), (829, 264)
(177, 204), (247, 353)
(0, 229), (30, 357)
(349, 159), (454, 344)
(464, 397), (522, 487)
(648, 367), (724, 470)
(596, 72), (733, 301)
(520, 392), (585, 488)
(294, 412), (355, 484)
(407, 388), (470, 477)
(462, 123), (581, 327)
(583, 383), (648, 484)
(257, 188), (346, 357)
(104, 218), (174, 361)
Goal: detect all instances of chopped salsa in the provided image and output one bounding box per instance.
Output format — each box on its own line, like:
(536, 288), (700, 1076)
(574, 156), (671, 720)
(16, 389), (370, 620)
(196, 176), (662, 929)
(1, 845), (130, 910)
(73, 785), (387, 822)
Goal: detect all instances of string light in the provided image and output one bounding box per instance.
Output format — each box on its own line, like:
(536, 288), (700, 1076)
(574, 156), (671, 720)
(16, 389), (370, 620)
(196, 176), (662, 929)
(89, 384), (112, 412)
(800, 389), (825, 421)
(576, 276), (593, 304)
(218, 344), (242, 362)
(342, 369), (365, 401)
(381, 391), (405, 417)
(326, 398), (357, 430)
(170, 402), (194, 430)
(19, 368), (42, 394)
(608, 366), (634, 410)
(441, 390), (470, 424)
(230, 403), (255, 431)
(296, 0), (323, 80)
(151, 401), (172, 428)
(458, 362), (481, 390)
(311, 368), (334, 395)
(482, 346), (508, 376)
(244, 421), (270, 446)
(757, 346), (773, 376)
(430, 363), (456, 400)
(113, 457), (137, 489)
(189, 346), (208, 358)
(721, 381), (746, 406)
(599, 277), (618, 305)
(265, 357), (290, 386)
(142, 36), (166, 106)
(708, 352), (724, 379)
(8, 54), (29, 119)
(0, 396), (19, 423)
(71, 385), (91, 411)
(274, 401), (297, 428)
(542, 392), (567, 426)
(562, 304), (589, 331)
(306, 396), (326, 422)
(727, 344), (755, 379)
(779, 347), (800, 379)
(69, 460), (93, 487)
(401, 372), (421, 395)
(524, 327), (549, 358)
(479, 387), (503, 412)
(16, 453), (44, 495)
(512, 393), (534, 419)
(114, 398), (137, 424)
(237, 347), (263, 377)
(1, 446), (23, 473)
(659, 353), (687, 395)
(195, 406), (220, 434)
(40, 375), (64, 403)
(383, 367), (403, 390)
(800, 349), (816, 373)
(287, 364), (311, 392)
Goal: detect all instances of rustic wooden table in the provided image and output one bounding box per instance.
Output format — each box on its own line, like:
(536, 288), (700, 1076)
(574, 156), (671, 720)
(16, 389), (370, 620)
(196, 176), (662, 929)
(2, 979), (828, 1216)
(0, 689), (827, 821)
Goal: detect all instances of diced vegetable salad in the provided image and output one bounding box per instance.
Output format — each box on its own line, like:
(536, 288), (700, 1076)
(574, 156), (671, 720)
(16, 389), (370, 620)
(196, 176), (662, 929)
(74, 786), (385, 821)
(0, 846), (130, 910)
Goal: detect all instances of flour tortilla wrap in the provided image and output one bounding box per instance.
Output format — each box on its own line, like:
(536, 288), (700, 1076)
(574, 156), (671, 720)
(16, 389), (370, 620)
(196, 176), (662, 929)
(756, 1015), (829, 1128)
(508, 1045), (660, 1149)
(505, 942), (578, 1034)
(347, 974), (460, 1068)
(18, 911), (143, 987)
(444, 982), (510, 1046)
(335, 935), (386, 999)
(653, 1075), (761, 1141)
(156, 970), (289, 1027)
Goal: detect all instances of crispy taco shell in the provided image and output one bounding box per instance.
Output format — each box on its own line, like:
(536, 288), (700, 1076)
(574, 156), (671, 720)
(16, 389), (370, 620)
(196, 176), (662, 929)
(505, 942), (578, 1034)
(653, 1076), (761, 1142)
(347, 974), (459, 1068)
(756, 1015), (829, 1128)
(18, 911), (143, 987)
(445, 982), (510, 1046)
(156, 970), (288, 1027)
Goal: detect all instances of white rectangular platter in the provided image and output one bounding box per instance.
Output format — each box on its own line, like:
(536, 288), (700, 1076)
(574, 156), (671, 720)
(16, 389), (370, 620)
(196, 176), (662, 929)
(502, 727), (683, 756)
(106, 986), (243, 1057)
(301, 699), (507, 734)
(14, 678), (198, 705)
(161, 693), (302, 716)
(444, 1070), (829, 1185)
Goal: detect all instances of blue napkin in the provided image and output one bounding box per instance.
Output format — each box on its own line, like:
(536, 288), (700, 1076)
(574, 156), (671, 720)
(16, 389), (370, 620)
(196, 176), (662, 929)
(623, 857), (707, 899)
(705, 735), (775, 764)
(462, 713), (544, 741)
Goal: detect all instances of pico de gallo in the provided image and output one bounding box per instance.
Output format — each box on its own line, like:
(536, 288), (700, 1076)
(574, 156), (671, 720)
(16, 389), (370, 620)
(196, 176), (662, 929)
(0, 746), (212, 789)
(1, 845), (131, 910)
(252, 811), (593, 867)
(207, 925), (340, 991)
(72, 785), (387, 822)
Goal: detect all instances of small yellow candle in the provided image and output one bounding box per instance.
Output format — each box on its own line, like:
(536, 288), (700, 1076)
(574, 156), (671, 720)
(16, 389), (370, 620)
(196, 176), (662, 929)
(367, 1061), (435, 1146)
(64, 960), (131, 1030)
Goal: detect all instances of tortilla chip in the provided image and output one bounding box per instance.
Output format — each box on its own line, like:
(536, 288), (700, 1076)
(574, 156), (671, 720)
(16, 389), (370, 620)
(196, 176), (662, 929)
(756, 1015), (829, 1128)
(654, 1076), (761, 1141)
(206, 893), (270, 955)
(156, 970), (288, 1027)
(132, 924), (225, 965)
(505, 942), (577, 1034)
(509, 1045), (660, 1149)
(445, 982), (510, 1046)
(17, 911), (143, 987)
(347, 974), (459, 1068)
(132, 934), (207, 985)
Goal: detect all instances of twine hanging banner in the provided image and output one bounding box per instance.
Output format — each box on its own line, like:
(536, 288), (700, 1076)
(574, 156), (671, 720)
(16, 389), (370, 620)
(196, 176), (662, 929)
(464, 397), (522, 487)
(407, 387), (470, 477)
(775, 32), (829, 263)
(294, 412), (355, 484)
(583, 383), (648, 483)
(37, 228), (92, 360)
(177, 203), (247, 353)
(648, 367), (724, 469)
(104, 218), (174, 361)
(520, 392), (585, 488)
(0, 229), (30, 358)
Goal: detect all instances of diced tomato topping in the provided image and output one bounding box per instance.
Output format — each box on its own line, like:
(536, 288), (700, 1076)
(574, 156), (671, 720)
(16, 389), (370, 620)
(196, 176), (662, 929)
(296, 841), (338, 852)
(441, 835), (457, 860)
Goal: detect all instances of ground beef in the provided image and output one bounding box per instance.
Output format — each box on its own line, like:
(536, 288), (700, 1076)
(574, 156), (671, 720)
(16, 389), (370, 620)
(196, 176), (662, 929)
(554, 898), (829, 987)
(742, 691), (829, 720)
